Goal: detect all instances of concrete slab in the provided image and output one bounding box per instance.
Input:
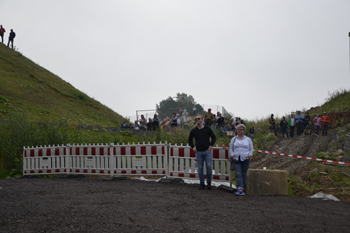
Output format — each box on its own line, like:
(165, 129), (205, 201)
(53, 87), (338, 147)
(246, 169), (288, 195)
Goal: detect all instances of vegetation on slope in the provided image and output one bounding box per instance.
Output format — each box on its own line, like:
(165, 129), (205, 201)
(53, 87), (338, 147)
(0, 44), (123, 126)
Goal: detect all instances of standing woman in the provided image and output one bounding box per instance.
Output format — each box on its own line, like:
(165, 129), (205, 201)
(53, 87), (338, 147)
(229, 124), (254, 196)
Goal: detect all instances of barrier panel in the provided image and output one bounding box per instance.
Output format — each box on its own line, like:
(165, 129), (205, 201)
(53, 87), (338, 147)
(23, 145), (67, 175)
(111, 142), (167, 176)
(168, 144), (230, 181)
(23, 142), (168, 177)
(68, 143), (112, 175)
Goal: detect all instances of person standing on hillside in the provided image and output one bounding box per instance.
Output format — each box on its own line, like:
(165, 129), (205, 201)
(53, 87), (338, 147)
(7, 29), (15, 49)
(288, 114), (296, 137)
(321, 112), (330, 136)
(303, 111), (311, 135)
(204, 108), (214, 129)
(0, 25), (5, 43)
(139, 115), (147, 130)
(269, 114), (277, 136)
(295, 111), (304, 135)
(188, 114), (216, 190)
(280, 116), (290, 139)
(313, 114), (322, 136)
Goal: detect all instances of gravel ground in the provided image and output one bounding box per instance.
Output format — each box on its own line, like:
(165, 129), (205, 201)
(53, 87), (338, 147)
(1, 177), (350, 233)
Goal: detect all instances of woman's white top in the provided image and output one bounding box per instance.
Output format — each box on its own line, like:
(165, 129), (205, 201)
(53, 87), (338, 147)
(229, 135), (254, 161)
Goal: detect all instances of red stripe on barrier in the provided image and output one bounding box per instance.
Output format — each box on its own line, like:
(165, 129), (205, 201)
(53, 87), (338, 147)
(225, 150), (228, 159)
(276, 153), (281, 155)
(178, 173), (184, 177)
(55, 148), (60, 156)
(24, 171), (27, 174)
(38, 149), (43, 157)
(113, 147), (116, 155)
(55, 169), (60, 172)
(170, 148), (173, 157)
(92, 170), (96, 173)
(39, 170), (43, 173)
(190, 148), (196, 158)
(84, 148), (88, 155)
(142, 170), (147, 174)
(100, 147), (104, 156)
(141, 146), (146, 155)
(84, 170), (88, 173)
(162, 146), (165, 155)
(179, 148), (184, 157)
(213, 175), (219, 180)
(131, 147), (136, 155)
(170, 172), (173, 176)
(121, 147), (126, 155)
(99, 170), (104, 174)
(162, 171), (165, 174)
(76, 169), (80, 173)
(151, 146), (157, 155)
(91, 147), (96, 155)
(30, 150), (35, 157)
(226, 177), (229, 181)
(213, 149), (219, 159)
(190, 174), (196, 178)
(131, 170), (137, 174)
(47, 170), (51, 173)
(152, 170), (157, 174)
(30, 170), (34, 173)
(122, 170), (126, 174)
(47, 148), (51, 156)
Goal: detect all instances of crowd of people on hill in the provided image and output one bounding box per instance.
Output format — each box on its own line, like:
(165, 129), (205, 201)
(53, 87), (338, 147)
(268, 111), (330, 139)
(0, 25), (16, 49)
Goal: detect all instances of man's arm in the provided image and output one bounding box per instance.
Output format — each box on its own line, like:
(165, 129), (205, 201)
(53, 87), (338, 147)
(188, 130), (195, 149)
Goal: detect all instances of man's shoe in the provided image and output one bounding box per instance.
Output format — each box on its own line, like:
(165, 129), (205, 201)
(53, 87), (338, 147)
(198, 184), (205, 190)
(235, 190), (245, 196)
(207, 184), (212, 190)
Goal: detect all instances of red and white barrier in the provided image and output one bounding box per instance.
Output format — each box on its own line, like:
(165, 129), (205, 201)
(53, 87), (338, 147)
(23, 142), (168, 176)
(68, 143), (112, 175)
(23, 145), (68, 175)
(111, 142), (167, 176)
(169, 144), (230, 181)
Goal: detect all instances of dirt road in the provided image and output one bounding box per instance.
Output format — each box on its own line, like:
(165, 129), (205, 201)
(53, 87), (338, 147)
(1, 177), (350, 232)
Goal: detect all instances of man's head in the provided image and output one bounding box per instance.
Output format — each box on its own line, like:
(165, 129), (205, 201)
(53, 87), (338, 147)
(297, 111), (301, 114)
(208, 108), (211, 113)
(195, 114), (203, 126)
(271, 114), (274, 117)
(123, 120), (126, 123)
(324, 112), (327, 115)
(291, 114), (294, 117)
(283, 116), (286, 119)
(164, 114), (167, 117)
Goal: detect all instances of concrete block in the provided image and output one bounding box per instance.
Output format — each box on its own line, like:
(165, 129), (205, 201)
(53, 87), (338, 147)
(246, 169), (288, 195)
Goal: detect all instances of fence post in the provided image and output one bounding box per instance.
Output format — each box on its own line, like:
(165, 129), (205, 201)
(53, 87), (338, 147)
(110, 143), (114, 177)
(66, 144), (70, 175)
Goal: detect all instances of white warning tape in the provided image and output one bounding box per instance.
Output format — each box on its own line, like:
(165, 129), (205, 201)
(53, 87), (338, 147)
(223, 146), (350, 166)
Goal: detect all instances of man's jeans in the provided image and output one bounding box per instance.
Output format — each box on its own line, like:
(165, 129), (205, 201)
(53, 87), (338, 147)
(233, 158), (250, 190)
(196, 151), (212, 185)
(322, 124), (328, 136)
(281, 127), (289, 139)
(290, 126), (295, 137)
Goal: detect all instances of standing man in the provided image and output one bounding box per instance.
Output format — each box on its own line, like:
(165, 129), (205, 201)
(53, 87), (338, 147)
(268, 114), (277, 136)
(0, 25), (5, 43)
(313, 114), (322, 136)
(280, 116), (290, 139)
(188, 114), (216, 190)
(7, 29), (15, 49)
(321, 112), (330, 136)
(295, 111), (304, 135)
(193, 106), (197, 116)
(288, 114), (296, 138)
(204, 108), (214, 129)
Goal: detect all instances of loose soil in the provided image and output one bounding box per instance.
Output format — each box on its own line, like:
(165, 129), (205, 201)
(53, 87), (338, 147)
(1, 177), (350, 232)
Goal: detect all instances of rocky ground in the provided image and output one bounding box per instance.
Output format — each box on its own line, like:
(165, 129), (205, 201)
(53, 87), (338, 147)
(1, 177), (350, 232)
(250, 122), (350, 201)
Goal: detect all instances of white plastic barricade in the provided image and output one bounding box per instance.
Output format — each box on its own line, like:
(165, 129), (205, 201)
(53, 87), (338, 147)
(169, 144), (230, 181)
(23, 145), (67, 175)
(111, 142), (167, 176)
(68, 143), (112, 175)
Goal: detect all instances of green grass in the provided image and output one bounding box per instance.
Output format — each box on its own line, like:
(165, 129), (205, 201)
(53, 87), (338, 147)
(0, 44), (124, 126)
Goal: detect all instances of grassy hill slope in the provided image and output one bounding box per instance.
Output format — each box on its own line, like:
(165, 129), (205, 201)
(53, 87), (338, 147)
(0, 44), (123, 126)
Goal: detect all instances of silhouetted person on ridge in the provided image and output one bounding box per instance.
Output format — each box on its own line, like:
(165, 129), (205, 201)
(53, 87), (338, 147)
(0, 25), (5, 43)
(7, 29), (16, 49)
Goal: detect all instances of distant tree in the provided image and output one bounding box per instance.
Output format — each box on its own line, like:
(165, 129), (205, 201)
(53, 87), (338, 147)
(156, 93), (204, 119)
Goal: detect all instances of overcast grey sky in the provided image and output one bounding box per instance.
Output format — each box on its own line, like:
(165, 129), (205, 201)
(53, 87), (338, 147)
(1, 0), (350, 120)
